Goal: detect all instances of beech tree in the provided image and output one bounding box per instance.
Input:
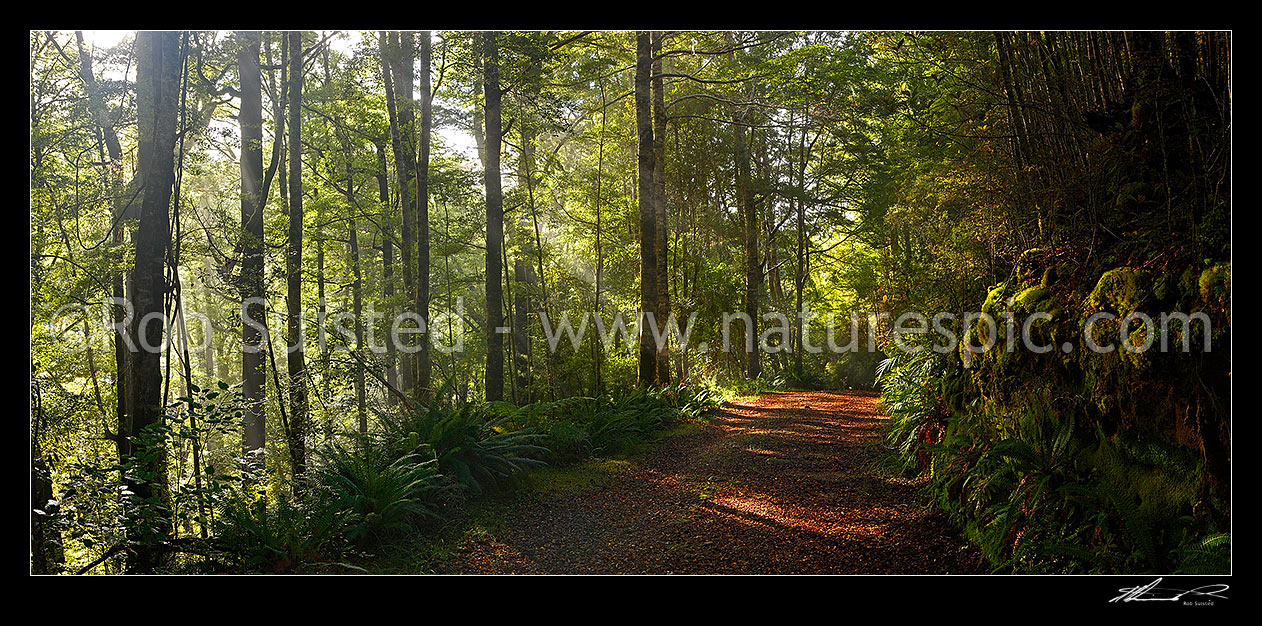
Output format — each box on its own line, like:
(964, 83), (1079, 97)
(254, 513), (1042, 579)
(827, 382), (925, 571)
(635, 31), (657, 387)
(124, 30), (180, 572)
(237, 31), (267, 469)
(285, 30), (308, 479)
(483, 31), (505, 401)
(651, 32), (671, 385)
(416, 31), (433, 402)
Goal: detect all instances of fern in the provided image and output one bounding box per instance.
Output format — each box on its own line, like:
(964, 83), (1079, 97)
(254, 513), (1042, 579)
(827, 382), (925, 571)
(312, 441), (452, 543)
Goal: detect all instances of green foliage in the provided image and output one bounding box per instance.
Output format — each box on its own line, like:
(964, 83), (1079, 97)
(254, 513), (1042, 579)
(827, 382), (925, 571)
(49, 381), (248, 571)
(895, 399), (1229, 573)
(539, 420), (592, 464)
(876, 344), (949, 470)
(719, 372), (790, 397)
(379, 400), (548, 496)
(1172, 532), (1231, 574)
(311, 442), (452, 543)
(211, 491), (354, 573)
(880, 322), (1228, 575)
(483, 384), (721, 461)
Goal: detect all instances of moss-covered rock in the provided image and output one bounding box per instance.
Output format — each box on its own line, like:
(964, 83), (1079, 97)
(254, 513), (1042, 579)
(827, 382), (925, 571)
(981, 282), (1008, 315)
(1088, 267), (1151, 316)
(957, 261), (1225, 489)
(1012, 286), (1051, 313)
(1198, 263), (1230, 317)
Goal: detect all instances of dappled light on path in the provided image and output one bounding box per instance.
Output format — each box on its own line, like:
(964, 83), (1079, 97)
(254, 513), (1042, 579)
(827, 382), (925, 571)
(454, 390), (981, 574)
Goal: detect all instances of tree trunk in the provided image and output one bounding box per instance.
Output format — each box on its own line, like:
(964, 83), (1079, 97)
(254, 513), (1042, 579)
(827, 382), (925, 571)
(736, 111), (760, 380)
(482, 31), (505, 402)
(794, 115), (808, 380)
(722, 33), (760, 381)
(317, 41), (332, 411)
(651, 32), (671, 386)
(126, 30), (180, 572)
(380, 32), (412, 395)
(200, 274), (215, 381)
(237, 31), (267, 473)
(415, 31), (433, 403)
(374, 142), (399, 396)
(593, 78), (606, 396)
(345, 159), (368, 437)
(635, 32), (658, 388)
(285, 30), (308, 481)
(513, 117), (537, 401)
(73, 31), (130, 452)
(388, 31), (417, 394)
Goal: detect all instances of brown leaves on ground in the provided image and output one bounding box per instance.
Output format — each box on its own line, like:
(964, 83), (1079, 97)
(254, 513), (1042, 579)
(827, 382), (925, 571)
(454, 391), (983, 574)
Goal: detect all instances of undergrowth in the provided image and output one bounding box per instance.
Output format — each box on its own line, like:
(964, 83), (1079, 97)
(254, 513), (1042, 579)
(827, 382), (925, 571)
(876, 345), (1230, 574)
(59, 380), (724, 573)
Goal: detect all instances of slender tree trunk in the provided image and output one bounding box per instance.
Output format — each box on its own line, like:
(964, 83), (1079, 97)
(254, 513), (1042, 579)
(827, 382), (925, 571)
(73, 31), (130, 452)
(374, 142), (399, 395)
(200, 273), (215, 381)
(592, 78), (606, 396)
(415, 31), (433, 403)
(173, 282), (209, 540)
(736, 120), (760, 379)
(237, 31), (267, 473)
(388, 31), (417, 394)
(635, 32), (658, 388)
(126, 30), (180, 572)
(482, 31), (505, 402)
(317, 43), (332, 408)
(511, 262), (532, 401)
(502, 235), (518, 402)
(442, 199), (460, 402)
(345, 159), (368, 437)
(380, 32), (411, 395)
(757, 137), (786, 372)
(722, 34), (760, 380)
(513, 116), (537, 402)
(317, 229), (327, 386)
(651, 32), (671, 385)
(285, 30), (308, 481)
(267, 34), (287, 226)
(794, 114), (808, 380)
(112, 272), (127, 457)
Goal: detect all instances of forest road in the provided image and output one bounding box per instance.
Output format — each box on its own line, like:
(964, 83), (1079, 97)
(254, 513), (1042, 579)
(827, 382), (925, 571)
(453, 390), (982, 574)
